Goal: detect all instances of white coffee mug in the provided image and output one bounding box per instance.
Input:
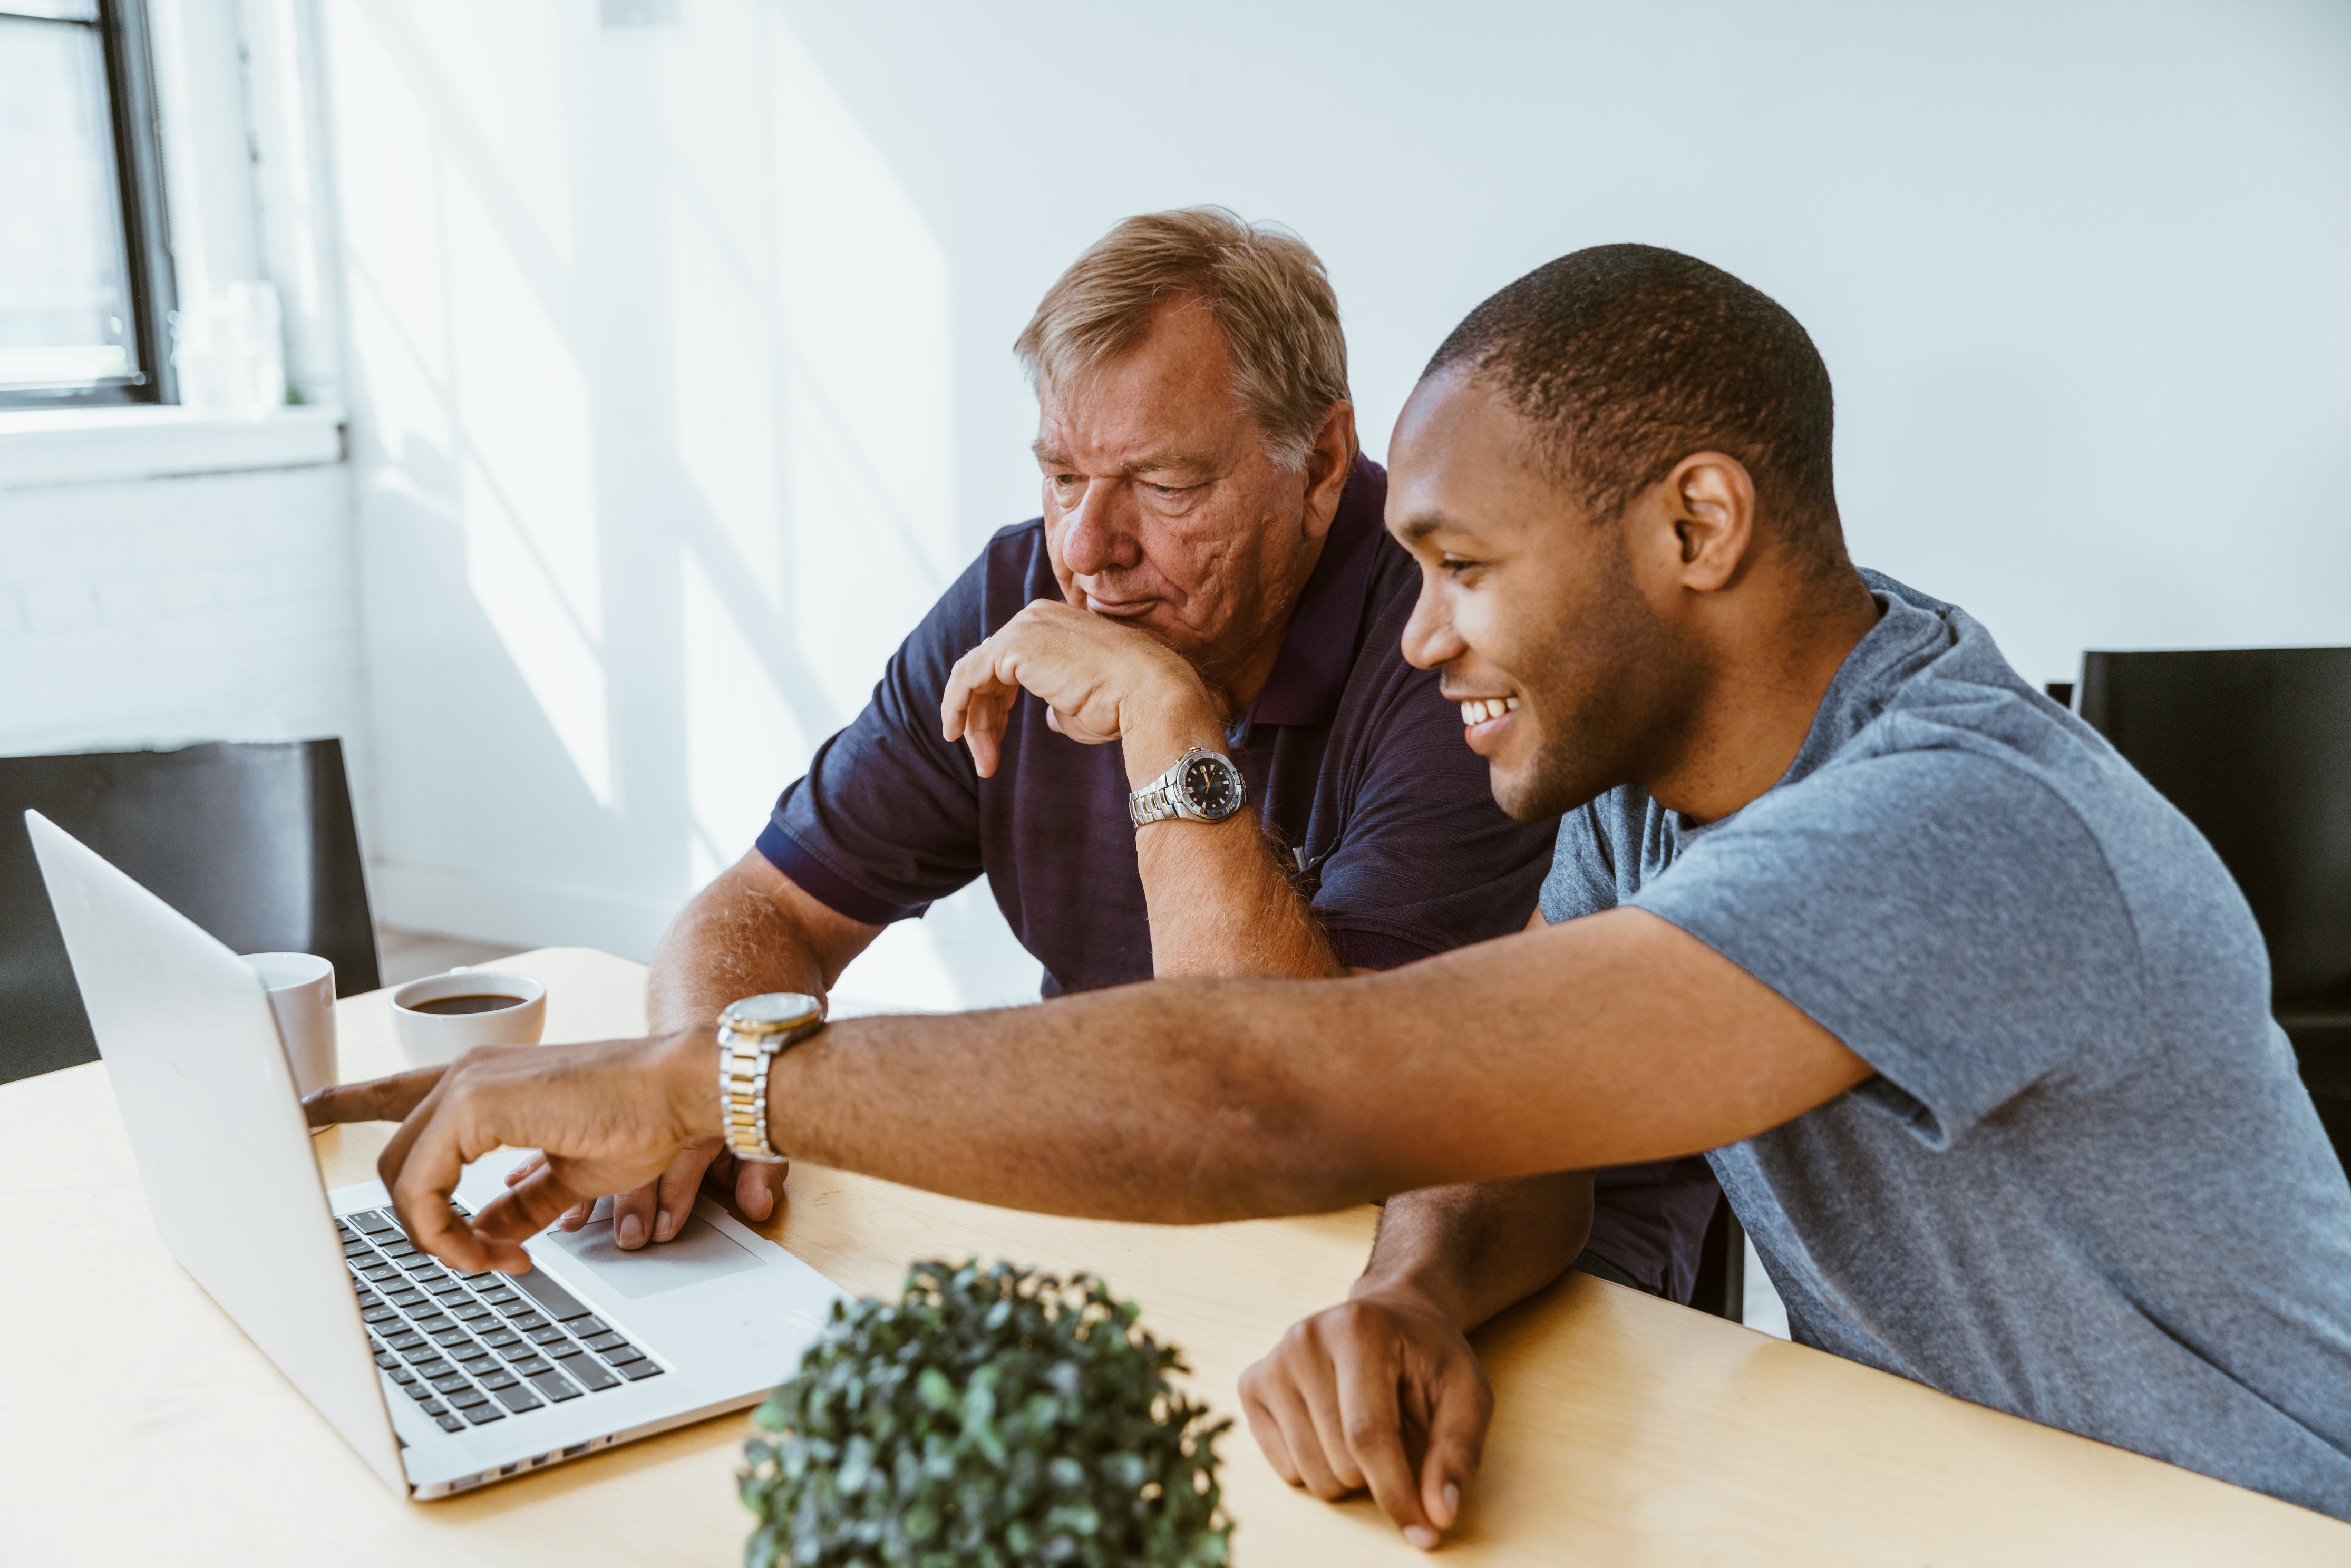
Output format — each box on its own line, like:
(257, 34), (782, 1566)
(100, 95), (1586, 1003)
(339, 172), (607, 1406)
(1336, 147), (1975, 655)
(390, 969), (547, 1067)
(246, 951), (338, 1102)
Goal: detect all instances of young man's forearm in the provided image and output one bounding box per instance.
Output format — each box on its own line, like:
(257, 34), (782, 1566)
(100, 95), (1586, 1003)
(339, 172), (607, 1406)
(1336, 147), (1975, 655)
(1357, 1175), (1592, 1330)
(753, 907), (1870, 1225)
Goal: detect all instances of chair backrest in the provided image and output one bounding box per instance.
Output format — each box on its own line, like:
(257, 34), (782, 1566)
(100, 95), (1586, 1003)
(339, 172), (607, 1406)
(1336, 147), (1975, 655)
(0, 739), (379, 1083)
(2077, 648), (2351, 1007)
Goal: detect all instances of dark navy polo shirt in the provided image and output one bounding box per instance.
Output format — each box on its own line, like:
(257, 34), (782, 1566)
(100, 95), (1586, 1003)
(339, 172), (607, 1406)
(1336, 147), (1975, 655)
(756, 456), (1716, 1294)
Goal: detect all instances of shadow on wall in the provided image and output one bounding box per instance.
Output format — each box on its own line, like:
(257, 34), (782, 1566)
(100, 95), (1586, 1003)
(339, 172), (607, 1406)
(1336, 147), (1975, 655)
(325, 0), (1036, 1004)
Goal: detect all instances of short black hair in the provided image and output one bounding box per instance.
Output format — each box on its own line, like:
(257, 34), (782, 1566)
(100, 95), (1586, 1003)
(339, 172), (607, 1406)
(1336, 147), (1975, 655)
(1426, 244), (1841, 554)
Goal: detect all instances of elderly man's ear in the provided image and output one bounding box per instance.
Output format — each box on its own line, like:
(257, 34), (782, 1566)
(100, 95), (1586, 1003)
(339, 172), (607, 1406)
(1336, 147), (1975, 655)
(1300, 402), (1358, 539)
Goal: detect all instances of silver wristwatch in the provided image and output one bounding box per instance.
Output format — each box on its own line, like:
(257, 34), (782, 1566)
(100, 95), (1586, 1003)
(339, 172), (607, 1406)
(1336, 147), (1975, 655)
(1127, 746), (1247, 826)
(716, 992), (826, 1163)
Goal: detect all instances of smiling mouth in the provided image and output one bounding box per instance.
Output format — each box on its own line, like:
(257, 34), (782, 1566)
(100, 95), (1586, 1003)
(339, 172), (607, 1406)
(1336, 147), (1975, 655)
(1458, 696), (1520, 725)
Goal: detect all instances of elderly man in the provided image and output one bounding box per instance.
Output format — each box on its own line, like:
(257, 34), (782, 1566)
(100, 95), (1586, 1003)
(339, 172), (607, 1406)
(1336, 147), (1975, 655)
(581, 208), (1718, 1303)
(322, 241), (2351, 1547)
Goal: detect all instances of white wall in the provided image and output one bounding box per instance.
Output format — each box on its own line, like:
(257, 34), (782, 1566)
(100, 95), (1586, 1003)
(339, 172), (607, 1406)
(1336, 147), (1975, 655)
(0, 2), (365, 783)
(0, 465), (365, 759)
(320, 0), (2351, 999)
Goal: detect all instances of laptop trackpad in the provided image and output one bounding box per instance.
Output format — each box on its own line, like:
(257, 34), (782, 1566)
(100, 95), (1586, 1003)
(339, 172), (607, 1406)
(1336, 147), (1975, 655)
(540, 1197), (761, 1299)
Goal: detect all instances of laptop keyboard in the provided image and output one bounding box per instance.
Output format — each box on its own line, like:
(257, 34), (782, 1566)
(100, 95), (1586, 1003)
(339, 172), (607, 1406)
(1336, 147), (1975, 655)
(340, 1203), (663, 1436)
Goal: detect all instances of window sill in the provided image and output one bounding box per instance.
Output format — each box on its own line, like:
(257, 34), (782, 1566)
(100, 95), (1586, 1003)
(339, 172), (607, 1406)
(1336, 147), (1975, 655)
(0, 404), (346, 491)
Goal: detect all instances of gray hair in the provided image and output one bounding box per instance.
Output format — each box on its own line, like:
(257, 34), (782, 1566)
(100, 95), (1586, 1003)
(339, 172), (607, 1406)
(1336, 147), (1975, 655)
(1014, 207), (1352, 469)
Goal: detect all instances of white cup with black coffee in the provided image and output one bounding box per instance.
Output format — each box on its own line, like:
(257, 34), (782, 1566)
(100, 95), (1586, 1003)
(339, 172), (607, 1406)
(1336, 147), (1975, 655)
(390, 968), (547, 1067)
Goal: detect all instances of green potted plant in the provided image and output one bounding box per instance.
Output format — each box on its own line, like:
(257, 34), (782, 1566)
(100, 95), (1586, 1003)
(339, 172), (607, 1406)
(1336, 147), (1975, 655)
(741, 1259), (1232, 1568)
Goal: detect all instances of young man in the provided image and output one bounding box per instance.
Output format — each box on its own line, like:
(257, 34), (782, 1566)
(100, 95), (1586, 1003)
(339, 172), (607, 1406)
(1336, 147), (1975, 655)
(317, 245), (2351, 1544)
(592, 208), (1714, 1306)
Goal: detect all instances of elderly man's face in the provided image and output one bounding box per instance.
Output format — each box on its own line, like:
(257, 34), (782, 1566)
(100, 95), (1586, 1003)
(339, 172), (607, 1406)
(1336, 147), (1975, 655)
(1034, 300), (1332, 689)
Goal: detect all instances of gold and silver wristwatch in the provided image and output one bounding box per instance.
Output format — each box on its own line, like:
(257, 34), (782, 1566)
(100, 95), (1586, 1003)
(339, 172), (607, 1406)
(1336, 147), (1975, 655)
(1127, 746), (1247, 826)
(716, 992), (826, 1163)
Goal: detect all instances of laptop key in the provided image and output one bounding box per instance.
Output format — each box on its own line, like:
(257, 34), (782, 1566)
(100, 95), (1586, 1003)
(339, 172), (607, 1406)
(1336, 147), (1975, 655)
(373, 1350), (400, 1370)
(430, 1328), (472, 1347)
(479, 1290), (522, 1312)
(390, 1366), (417, 1385)
(510, 1356), (552, 1378)
(412, 1359), (454, 1381)
(526, 1325), (567, 1346)
(572, 1317), (609, 1338)
(508, 1312), (548, 1332)
(430, 1373), (473, 1395)
(565, 1356), (620, 1392)
(460, 1402), (504, 1426)
(601, 1343), (645, 1368)
(452, 1341), (492, 1364)
(476, 1368), (519, 1391)
(434, 1413), (466, 1434)
(615, 1360), (664, 1381)
(527, 1369), (582, 1403)
(386, 1289), (426, 1309)
(353, 1210), (398, 1235)
(424, 1277), (469, 1297)
(419, 1399), (446, 1416)
(449, 1387), (489, 1409)
(453, 1303), (493, 1323)
(580, 1332), (628, 1355)
(479, 1328), (523, 1351)
(386, 1331), (425, 1351)
(503, 1270), (592, 1321)
(403, 1381), (435, 1401)
(492, 1382), (545, 1414)
(360, 1264), (400, 1282)
(497, 1340), (541, 1364)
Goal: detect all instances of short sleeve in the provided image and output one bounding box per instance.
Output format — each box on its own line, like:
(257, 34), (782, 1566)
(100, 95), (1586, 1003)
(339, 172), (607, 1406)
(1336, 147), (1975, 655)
(1540, 799), (1625, 923)
(759, 548), (994, 924)
(1630, 751), (2146, 1148)
(1308, 669), (1558, 969)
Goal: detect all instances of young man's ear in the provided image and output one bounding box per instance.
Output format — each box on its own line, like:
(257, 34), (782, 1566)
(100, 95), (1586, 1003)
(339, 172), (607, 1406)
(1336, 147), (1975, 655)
(1657, 451), (1756, 593)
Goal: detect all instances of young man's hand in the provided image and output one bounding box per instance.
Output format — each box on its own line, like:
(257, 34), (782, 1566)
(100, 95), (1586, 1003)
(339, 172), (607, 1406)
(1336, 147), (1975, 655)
(1238, 1281), (1493, 1552)
(303, 1030), (720, 1274)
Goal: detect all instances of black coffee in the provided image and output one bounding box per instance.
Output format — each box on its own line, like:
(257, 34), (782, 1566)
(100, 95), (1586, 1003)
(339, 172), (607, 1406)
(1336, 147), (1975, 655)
(409, 993), (525, 1016)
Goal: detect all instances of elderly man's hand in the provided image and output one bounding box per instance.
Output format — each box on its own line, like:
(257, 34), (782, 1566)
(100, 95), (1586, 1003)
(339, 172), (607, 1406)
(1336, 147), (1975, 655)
(302, 1030), (719, 1274)
(1238, 1284), (1493, 1552)
(504, 1135), (785, 1249)
(941, 598), (1218, 779)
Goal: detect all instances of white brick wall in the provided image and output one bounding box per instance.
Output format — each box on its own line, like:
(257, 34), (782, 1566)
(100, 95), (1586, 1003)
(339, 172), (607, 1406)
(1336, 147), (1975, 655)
(0, 465), (372, 786)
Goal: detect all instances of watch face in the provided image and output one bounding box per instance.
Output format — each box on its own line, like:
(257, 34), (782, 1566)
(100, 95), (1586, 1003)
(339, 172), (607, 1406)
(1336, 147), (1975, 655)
(723, 992), (823, 1032)
(1179, 753), (1242, 819)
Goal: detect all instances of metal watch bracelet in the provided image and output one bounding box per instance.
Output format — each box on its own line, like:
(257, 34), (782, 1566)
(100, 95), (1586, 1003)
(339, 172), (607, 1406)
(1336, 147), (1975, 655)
(717, 1011), (823, 1163)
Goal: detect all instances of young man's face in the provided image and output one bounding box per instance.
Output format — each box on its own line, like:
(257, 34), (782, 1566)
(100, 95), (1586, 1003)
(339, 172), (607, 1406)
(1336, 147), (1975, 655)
(1386, 367), (1688, 820)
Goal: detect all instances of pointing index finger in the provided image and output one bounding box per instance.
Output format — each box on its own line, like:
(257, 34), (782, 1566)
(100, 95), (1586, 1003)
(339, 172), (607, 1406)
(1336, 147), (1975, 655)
(303, 1065), (446, 1129)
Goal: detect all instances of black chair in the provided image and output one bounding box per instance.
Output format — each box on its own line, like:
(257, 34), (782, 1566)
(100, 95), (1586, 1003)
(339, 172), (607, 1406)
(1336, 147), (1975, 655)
(1, 739), (379, 1084)
(2077, 649), (2351, 1160)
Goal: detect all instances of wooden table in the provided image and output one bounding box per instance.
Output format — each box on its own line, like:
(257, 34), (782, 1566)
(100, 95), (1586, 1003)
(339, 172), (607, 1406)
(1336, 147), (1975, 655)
(5, 948), (2347, 1565)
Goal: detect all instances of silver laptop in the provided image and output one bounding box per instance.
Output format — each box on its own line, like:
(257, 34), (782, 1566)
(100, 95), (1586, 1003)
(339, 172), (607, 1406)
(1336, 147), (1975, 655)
(26, 810), (846, 1499)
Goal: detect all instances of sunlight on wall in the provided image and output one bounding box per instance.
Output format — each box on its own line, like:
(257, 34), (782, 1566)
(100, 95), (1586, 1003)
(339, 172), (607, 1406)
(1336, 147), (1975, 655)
(444, 174), (611, 806)
(761, 17), (956, 719)
(332, 0), (615, 814)
(652, 4), (1009, 1008)
(681, 551), (807, 886)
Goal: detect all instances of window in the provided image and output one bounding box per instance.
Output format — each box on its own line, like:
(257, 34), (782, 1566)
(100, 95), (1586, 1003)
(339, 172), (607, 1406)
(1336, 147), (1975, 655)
(0, 0), (174, 408)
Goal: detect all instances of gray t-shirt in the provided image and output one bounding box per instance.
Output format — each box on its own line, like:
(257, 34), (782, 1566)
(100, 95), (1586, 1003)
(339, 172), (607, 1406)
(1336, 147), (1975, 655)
(1541, 570), (2351, 1517)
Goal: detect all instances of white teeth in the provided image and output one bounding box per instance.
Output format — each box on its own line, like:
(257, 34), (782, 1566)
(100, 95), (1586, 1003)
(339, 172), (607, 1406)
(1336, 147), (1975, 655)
(1459, 696), (1521, 725)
